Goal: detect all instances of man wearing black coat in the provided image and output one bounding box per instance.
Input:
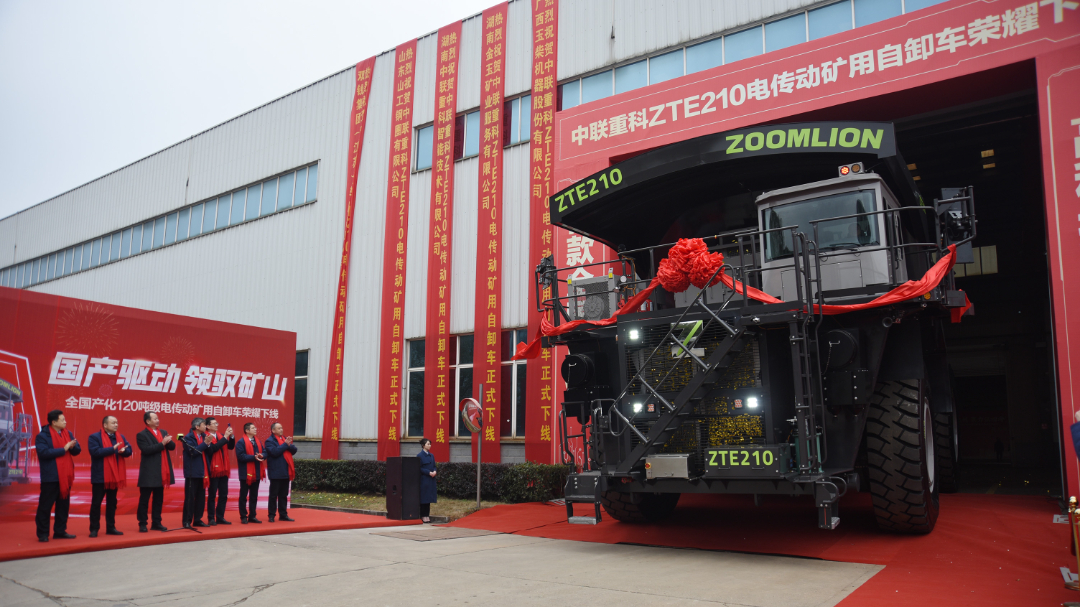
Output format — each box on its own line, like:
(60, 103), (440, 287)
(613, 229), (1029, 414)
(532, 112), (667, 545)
(87, 415), (132, 537)
(35, 409), (81, 542)
(136, 411), (176, 533)
(181, 417), (211, 529)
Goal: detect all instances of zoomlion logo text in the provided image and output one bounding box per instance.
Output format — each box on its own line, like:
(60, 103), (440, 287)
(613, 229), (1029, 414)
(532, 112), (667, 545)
(726, 127), (884, 154)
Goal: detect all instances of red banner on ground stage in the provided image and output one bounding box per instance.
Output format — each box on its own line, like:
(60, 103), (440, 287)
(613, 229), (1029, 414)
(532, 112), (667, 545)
(320, 58), (376, 459)
(377, 42), (419, 461)
(525, 0), (558, 463)
(555, 0), (1080, 187)
(1037, 46), (1080, 501)
(0, 287), (295, 479)
(423, 23), (462, 462)
(473, 3), (508, 462)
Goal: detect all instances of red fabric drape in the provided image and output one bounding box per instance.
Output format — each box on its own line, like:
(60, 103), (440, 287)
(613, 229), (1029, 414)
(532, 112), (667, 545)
(50, 428), (75, 499)
(207, 433), (231, 478)
(245, 437), (265, 483)
(274, 436), (295, 481)
(99, 431), (127, 490)
(513, 242), (969, 360)
(149, 427), (172, 487)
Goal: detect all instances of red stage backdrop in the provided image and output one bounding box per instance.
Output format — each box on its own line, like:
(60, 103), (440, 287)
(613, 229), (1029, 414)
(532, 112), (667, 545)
(0, 286), (295, 478)
(377, 42), (419, 460)
(525, 0), (558, 463)
(423, 23), (462, 461)
(473, 3), (508, 462)
(321, 57), (376, 459)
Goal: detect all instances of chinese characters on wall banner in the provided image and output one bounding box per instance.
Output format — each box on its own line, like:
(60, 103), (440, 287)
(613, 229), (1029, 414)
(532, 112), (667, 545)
(321, 58), (376, 459)
(423, 23), (462, 461)
(377, 42), (419, 460)
(473, 3), (508, 462)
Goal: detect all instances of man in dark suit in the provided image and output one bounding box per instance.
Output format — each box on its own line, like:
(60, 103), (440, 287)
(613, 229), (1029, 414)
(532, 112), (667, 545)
(181, 417), (211, 529)
(87, 415), (132, 537)
(203, 416), (235, 525)
(136, 411), (176, 533)
(35, 409), (81, 542)
(264, 422), (297, 523)
(236, 422), (265, 524)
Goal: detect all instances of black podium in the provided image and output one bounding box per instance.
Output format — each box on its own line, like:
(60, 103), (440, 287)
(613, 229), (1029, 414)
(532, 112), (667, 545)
(385, 456), (420, 520)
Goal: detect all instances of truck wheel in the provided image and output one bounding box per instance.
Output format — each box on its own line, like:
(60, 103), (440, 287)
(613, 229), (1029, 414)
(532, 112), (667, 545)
(866, 380), (939, 534)
(599, 491), (680, 523)
(933, 411), (959, 493)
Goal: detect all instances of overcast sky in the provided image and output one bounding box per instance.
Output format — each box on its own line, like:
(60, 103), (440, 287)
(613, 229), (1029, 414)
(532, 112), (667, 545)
(0, 0), (495, 220)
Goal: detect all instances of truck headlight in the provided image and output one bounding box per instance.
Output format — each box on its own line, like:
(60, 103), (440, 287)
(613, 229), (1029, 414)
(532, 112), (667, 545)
(629, 329), (640, 341)
(747, 397), (759, 409)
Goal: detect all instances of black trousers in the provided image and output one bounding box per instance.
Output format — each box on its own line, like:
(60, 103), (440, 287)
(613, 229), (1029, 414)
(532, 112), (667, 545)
(206, 477), (229, 521)
(267, 479), (290, 519)
(35, 482), (69, 538)
(420, 503), (431, 517)
(89, 483), (118, 531)
(239, 480), (260, 520)
(137, 486), (164, 526)
(182, 478), (206, 525)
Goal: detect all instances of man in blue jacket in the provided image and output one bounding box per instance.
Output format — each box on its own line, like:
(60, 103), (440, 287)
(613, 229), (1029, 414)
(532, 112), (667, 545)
(181, 417), (211, 529)
(35, 409), (81, 542)
(236, 422), (265, 524)
(264, 422), (297, 522)
(87, 415), (132, 537)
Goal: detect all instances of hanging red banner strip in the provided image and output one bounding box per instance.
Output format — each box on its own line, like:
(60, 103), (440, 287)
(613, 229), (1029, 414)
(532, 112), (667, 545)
(422, 23), (462, 462)
(473, 3), (508, 463)
(525, 0), (558, 463)
(320, 57), (376, 460)
(377, 41), (419, 461)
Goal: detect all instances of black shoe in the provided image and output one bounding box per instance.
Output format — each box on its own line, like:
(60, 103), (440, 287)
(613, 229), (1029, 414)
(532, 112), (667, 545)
(139, 525), (148, 533)
(89, 530), (98, 538)
(151, 524), (167, 532)
(240, 517), (248, 524)
(208, 520), (217, 526)
(182, 523), (192, 529)
(217, 519), (232, 525)
(279, 516), (295, 522)
(54, 532), (76, 539)
(192, 521), (208, 528)
(106, 529), (124, 536)
(247, 518), (262, 524)
(38, 536), (49, 543)
(268, 516), (275, 523)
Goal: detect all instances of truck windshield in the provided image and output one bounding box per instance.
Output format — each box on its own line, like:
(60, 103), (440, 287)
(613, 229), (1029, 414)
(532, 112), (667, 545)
(762, 189), (878, 261)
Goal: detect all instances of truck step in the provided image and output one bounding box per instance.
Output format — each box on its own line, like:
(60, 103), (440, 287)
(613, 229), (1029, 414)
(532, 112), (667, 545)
(569, 516), (600, 525)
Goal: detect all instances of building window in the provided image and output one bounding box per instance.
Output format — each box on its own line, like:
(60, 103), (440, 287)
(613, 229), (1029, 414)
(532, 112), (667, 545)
(558, 80), (580, 111)
(453, 335), (474, 436)
(503, 95), (532, 147)
(686, 37), (723, 74)
(614, 60), (646, 95)
(501, 329), (529, 437)
(581, 70), (613, 104)
(2, 163), (319, 288)
(415, 125), (434, 170)
(724, 26), (763, 65)
(294, 351), (309, 437)
(853, 0), (901, 27)
(809, 1), (853, 40)
(406, 339), (426, 438)
(464, 111), (481, 158)
(764, 13), (807, 52)
(649, 49), (684, 85)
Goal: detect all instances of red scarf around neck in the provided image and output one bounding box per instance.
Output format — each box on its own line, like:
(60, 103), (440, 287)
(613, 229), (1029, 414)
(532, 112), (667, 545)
(207, 433), (230, 478)
(148, 426), (172, 487)
(100, 430), (127, 490)
(273, 435), (295, 481)
(244, 436), (265, 483)
(50, 427), (75, 499)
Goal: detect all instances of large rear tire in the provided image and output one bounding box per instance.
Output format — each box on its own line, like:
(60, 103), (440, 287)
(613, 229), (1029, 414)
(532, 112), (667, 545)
(933, 411), (959, 494)
(599, 491), (680, 523)
(865, 380), (939, 534)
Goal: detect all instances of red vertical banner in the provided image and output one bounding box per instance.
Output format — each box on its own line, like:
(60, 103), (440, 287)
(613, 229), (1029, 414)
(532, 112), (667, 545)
(320, 58), (376, 460)
(422, 23), (462, 463)
(473, 3), (508, 462)
(1037, 46), (1080, 500)
(377, 42), (419, 461)
(525, 0), (558, 463)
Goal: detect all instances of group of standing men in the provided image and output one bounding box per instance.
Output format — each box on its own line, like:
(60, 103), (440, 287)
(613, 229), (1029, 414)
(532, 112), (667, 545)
(34, 409), (298, 542)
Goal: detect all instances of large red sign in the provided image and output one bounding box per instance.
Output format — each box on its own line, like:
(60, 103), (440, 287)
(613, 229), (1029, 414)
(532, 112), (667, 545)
(0, 286), (295, 478)
(474, 3), (508, 462)
(423, 23), (462, 461)
(321, 57), (376, 459)
(377, 42), (419, 460)
(555, 0), (1080, 187)
(1038, 46), (1080, 500)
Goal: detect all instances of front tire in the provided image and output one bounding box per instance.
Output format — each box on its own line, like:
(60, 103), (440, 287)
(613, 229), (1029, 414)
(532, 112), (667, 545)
(865, 380), (939, 534)
(599, 491), (680, 523)
(933, 411), (959, 493)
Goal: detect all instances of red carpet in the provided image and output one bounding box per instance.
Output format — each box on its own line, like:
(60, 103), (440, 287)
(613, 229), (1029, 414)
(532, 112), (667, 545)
(0, 481), (416, 562)
(449, 492), (1074, 606)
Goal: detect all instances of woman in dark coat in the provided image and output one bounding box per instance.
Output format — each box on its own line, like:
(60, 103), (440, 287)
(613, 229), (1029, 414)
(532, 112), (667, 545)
(417, 438), (437, 523)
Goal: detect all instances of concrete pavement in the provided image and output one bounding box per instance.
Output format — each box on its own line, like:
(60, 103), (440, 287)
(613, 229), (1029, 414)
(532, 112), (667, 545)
(0, 526), (881, 606)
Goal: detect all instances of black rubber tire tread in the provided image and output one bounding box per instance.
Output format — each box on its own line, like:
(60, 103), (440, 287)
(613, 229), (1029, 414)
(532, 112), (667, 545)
(933, 411), (959, 494)
(599, 491), (680, 523)
(865, 380), (939, 534)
